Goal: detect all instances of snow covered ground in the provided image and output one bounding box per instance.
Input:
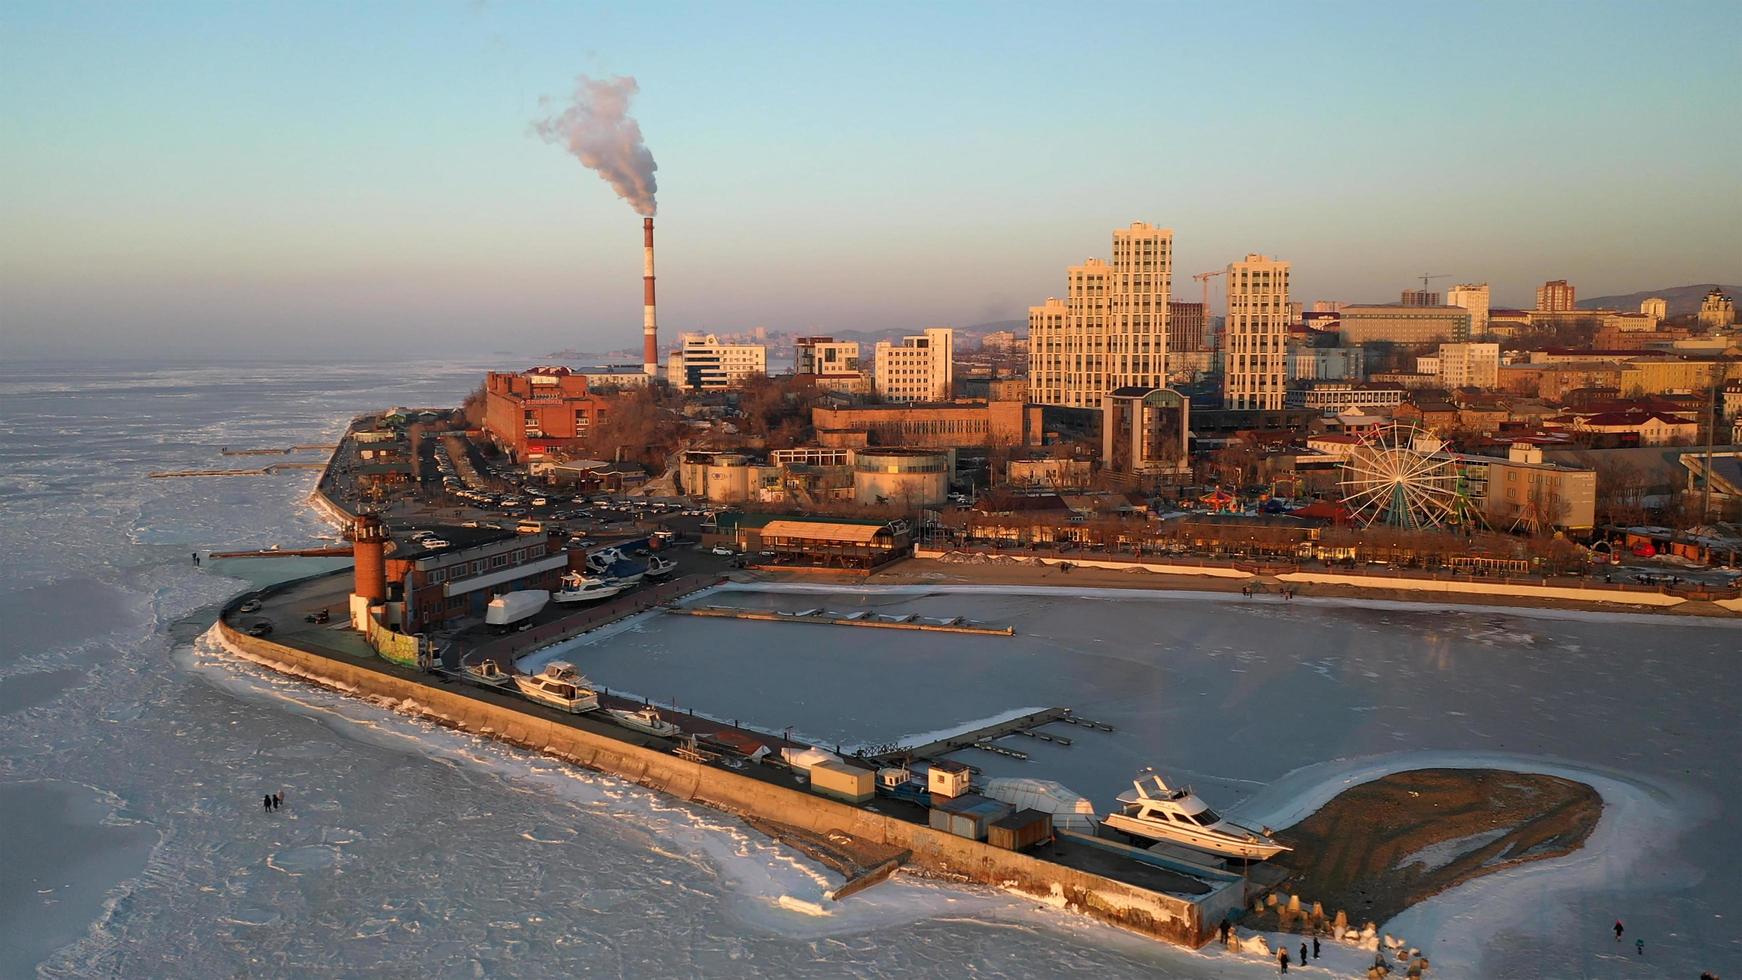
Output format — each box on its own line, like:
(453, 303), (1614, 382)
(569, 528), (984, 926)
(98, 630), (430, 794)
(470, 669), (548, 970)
(3, 358), (1736, 978)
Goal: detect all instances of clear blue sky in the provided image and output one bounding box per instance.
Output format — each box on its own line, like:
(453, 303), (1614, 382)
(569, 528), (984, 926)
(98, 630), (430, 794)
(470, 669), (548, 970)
(3, 1), (1738, 357)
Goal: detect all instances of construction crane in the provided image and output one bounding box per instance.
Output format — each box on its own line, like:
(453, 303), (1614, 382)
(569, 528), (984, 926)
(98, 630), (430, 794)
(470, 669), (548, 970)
(1418, 273), (1452, 290)
(1191, 269), (1227, 318)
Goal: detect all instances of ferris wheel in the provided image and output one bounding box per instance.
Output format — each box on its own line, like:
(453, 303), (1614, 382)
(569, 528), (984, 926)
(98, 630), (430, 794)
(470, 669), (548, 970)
(1338, 424), (1462, 529)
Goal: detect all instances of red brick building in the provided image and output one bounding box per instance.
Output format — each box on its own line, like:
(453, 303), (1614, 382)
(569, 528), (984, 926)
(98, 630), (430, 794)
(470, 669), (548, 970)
(483, 367), (614, 461)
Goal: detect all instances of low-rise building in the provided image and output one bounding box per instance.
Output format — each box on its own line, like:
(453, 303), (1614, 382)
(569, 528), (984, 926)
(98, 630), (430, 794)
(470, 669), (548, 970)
(390, 527), (572, 632)
(705, 513), (913, 569)
(853, 448), (953, 507)
(795, 337), (870, 394)
(1548, 409), (1701, 446)
(482, 366), (614, 461)
(1286, 346), (1365, 382)
(1102, 387), (1190, 477)
(1465, 444), (1597, 532)
(813, 400), (1042, 449)
(1286, 382), (1406, 413)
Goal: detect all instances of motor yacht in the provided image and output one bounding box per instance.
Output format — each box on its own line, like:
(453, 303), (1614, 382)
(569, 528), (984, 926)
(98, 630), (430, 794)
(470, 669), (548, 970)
(461, 659), (512, 687)
(511, 661), (600, 714)
(604, 705), (682, 738)
(552, 571), (628, 604)
(1102, 769), (1288, 860)
(643, 556), (678, 579)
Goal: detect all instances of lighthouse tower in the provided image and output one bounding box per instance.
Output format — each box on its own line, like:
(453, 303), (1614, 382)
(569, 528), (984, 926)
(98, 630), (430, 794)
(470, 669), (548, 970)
(348, 513), (390, 630)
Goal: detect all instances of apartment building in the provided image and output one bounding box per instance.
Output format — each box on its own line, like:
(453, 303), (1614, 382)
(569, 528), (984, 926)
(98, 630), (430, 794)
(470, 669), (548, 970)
(1221, 253), (1290, 410)
(1445, 283), (1491, 335)
(1536, 279), (1576, 312)
(874, 328), (954, 402)
(1028, 222), (1173, 409)
(795, 336), (869, 394)
(1436, 342), (1500, 389)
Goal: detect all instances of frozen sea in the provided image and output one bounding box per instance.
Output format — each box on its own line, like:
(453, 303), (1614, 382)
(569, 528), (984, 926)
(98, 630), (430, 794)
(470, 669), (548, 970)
(2, 357), (1737, 979)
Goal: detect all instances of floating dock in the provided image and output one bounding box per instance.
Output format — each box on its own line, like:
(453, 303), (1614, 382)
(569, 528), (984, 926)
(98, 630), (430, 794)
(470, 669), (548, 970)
(668, 604), (1014, 636)
(150, 462), (327, 478)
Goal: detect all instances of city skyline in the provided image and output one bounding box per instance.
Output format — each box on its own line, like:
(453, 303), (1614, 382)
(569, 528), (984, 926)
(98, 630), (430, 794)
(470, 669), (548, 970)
(3, 1), (1739, 358)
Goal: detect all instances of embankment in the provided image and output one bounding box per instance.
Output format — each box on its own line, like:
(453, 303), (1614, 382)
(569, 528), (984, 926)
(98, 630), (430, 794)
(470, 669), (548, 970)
(213, 616), (1234, 949)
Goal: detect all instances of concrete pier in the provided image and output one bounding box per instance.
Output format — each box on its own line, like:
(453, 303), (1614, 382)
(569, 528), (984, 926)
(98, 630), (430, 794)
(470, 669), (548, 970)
(668, 604), (1014, 636)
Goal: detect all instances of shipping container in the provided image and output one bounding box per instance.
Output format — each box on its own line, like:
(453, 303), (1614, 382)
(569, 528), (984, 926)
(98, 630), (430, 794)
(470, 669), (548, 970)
(809, 760), (875, 804)
(928, 793), (1012, 841)
(988, 808), (1054, 851)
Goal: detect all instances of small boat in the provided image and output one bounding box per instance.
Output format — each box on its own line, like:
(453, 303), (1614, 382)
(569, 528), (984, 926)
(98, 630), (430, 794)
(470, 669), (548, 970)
(643, 556), (678, 579)
(512, 661), (600, 713)
(1102, 769), (1289, 860)
(462, 659), (513, 687)
(587, 548), (646, 586)
(605, 705), (682, 738)
(552, 571), (628, 604)
(485, 589), (549, 628)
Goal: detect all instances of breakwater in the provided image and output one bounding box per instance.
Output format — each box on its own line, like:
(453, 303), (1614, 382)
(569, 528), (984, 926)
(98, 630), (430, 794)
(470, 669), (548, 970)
(213, 606), (1235, 949)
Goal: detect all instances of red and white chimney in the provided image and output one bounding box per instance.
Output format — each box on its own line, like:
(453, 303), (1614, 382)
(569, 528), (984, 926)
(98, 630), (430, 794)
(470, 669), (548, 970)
(642, 217), (658, 376)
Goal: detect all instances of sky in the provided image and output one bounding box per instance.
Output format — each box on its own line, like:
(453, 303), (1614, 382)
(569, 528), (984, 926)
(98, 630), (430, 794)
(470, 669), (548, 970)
(3, 1), (1739, 358)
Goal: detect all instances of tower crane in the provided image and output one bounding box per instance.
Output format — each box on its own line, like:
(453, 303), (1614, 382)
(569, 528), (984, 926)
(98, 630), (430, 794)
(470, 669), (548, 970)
(1192, 268), (1228, 318)
(1418, 273), (1452, 290)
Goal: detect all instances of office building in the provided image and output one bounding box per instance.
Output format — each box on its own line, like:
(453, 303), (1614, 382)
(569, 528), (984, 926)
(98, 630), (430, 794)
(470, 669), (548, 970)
(874, 328), (954, 402)
(1221, 253), (1291, 410)
(1445, 283), (1491, 335)
(665, 333), (768, 391)
(795, 336), (869, 394)
(1338, 305), (1472, 345)
(481, 367), (615, 461)
(1028, 222), (1173, 409)
(1287, 346), (1365, 382)
(1102, 387), (1190, 476)
(1536, 279), (1576, 312)
(812, 400), (1042, 449)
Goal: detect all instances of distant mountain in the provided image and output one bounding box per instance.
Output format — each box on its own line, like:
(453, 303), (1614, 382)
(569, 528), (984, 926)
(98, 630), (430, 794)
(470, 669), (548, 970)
(1579, 283), (1739, 316)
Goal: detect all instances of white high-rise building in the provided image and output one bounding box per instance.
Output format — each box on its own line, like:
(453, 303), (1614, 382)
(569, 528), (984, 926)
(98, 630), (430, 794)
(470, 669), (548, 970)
(1027, 222), (1173, 409)
(1445, 283), (1491, 335)
(1640, 296), (1669, 319)
(665, 333), (768, 391)
(1436, 342), (1500, 389)
(874, 328), (954, 403)
(1221, 254), (1290, 410)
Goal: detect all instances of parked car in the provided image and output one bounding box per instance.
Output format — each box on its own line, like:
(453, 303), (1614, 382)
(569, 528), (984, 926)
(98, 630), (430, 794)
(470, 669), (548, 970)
(238, 598), (263, 613)
(710, 546), (735, 556)
(245, 621), (274, 637)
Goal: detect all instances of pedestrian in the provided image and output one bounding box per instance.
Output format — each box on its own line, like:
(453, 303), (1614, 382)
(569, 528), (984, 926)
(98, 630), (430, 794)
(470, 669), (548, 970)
(1219, 917), (1231, 945)
(1278, 946), (1289, 974)
(1614, 919), (1624, 941)
(1300, 942), (1308, 966)
(263, 793), (273, 812)
(1636, 938), (1644, 956)
(273, 791), (283, 810)
(1312, 935), (1320, 959)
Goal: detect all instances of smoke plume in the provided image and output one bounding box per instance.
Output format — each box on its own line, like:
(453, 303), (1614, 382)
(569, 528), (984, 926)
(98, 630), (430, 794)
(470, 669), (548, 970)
(534, 75), (659, 216)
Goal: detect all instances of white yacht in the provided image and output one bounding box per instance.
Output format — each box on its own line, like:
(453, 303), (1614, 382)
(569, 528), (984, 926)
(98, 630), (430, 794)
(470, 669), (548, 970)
(643, 556), (678, 579)
(461, 659), (513, 687)
(604, 705), (682, 738)
(552, 571), (628, 604)
(1102, 770), (1289, 860)
(511, 661), (600, 714)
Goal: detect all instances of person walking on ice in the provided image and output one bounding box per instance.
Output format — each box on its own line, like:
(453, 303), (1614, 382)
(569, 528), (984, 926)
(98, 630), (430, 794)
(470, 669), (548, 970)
(1614, 919), (1624, 942)
(1278, 946), (1289, 974)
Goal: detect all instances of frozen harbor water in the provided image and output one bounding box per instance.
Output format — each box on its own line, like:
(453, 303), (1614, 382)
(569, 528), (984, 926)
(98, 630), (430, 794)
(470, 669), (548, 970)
(2, 357), (1736, 978)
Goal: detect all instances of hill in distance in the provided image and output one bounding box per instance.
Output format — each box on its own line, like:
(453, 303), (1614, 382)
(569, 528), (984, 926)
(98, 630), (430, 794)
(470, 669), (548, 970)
(1580, 283), (1739, 316)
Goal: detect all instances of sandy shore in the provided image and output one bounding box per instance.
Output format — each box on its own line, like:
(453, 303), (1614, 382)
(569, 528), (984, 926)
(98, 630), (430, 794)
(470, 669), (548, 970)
(862, 556), (1739, 618)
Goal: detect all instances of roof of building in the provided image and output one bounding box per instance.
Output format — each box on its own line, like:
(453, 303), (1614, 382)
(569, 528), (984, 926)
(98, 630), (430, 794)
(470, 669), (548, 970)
(759, 519), (893, 544)
(1570, 411), (1697, 427)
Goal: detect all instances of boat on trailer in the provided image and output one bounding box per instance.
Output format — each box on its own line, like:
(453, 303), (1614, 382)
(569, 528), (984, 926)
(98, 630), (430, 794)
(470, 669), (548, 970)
(553, 571), (628, 604)
(1102, 769), (1289, 860)
(512, 661), (600, 714)
(643, 556), (678, 579)
(461, 659), (513, 687)
(605, 705), (682, 738)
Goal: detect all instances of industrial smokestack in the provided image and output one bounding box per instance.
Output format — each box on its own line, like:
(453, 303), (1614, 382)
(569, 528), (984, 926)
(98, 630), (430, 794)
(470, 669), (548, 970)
(643, 217), (658, 376)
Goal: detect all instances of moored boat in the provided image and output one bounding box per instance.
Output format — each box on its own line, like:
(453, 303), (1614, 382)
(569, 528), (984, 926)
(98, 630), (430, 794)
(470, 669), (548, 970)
(1101, 769), (1289, 860)
(604, 705), (682, 738)
(511, 661), (600, 714)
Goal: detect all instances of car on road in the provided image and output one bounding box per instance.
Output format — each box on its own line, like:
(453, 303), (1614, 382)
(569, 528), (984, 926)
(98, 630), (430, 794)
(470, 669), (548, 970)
(245, 621), (274, 637)
(238, 597), (263, 613)
(710, 546), (735, 556)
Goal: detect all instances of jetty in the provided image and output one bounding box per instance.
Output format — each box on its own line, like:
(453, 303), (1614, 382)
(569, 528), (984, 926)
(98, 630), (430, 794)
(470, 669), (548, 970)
(221, 444), (338, 455)
(667, 604), (1014, 636)
(150, 462), (327, 479)
(208, 545), (355, 559)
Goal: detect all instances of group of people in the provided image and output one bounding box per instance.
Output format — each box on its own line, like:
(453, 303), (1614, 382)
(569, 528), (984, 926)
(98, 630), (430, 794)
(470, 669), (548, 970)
(1239, 585), (1298, 600)
(262, 790), (285, 812)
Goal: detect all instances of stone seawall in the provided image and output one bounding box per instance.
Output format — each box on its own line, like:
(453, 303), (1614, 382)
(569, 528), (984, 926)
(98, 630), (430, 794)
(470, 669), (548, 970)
(214, 618), (1228, 948)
